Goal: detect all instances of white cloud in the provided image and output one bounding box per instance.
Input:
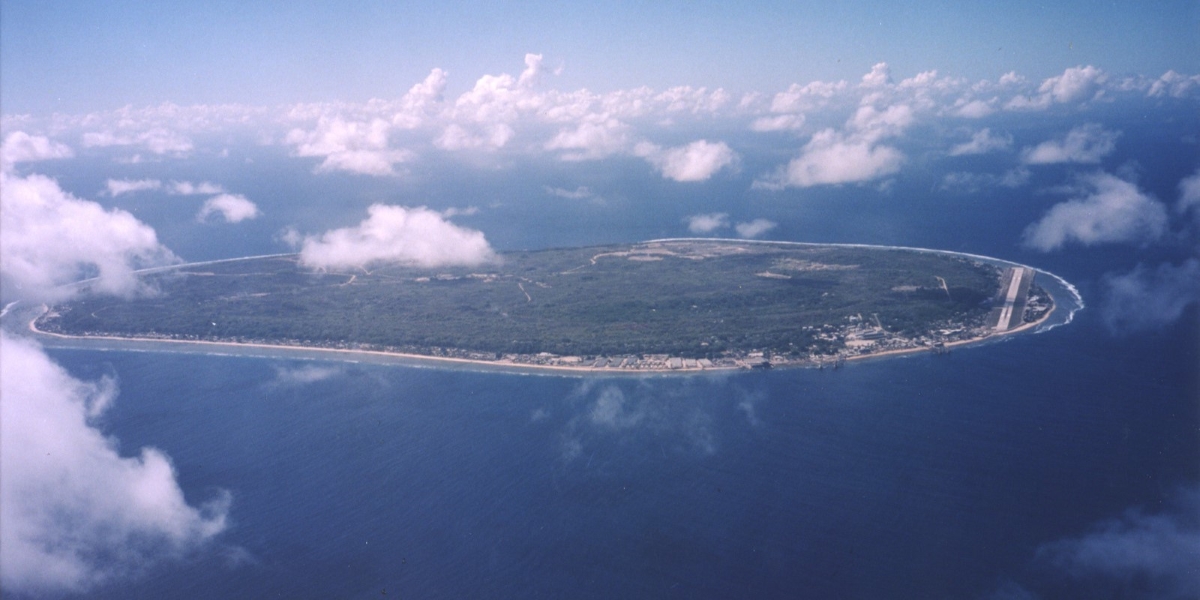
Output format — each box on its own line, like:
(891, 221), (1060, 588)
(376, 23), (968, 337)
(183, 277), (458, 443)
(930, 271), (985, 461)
(81, 127), (193, 155)
(1021, 123), (1119, 165)
(106, 178), (162, 196)
(1148, 70), (1200, 99)
(1033, 485), (1200, 599)
(544, 116), (629, 160)
(1177, 166), (1200, 221)
(636, 140), (737, 182)
(285, 117), (412, 176)
(299, 204), (496, 270)
(685, 213), (729, 234)
(954, 99), (996, 119)
(940, 168), (1030, 193)
(750, 114), (807, 132)
(271, 364), (344, 386)
(1, 132), (74, 168)
(544, 186), (597, 201)
(167, 180), (225, 195)
(434, 123), (515, 151)
(735, 219), (777, 238)
(1102, 259), (1200, 333)
(196, 193), (260, 224)
(756, 128), (903, 189)
(769, 80), (848, 113)
(860, 62), (892, 88)
(0, 332), (229, 595)
(0, 171), (177, 302)
(1006, 65), (1108, 110)
(1022, 172), (1168, 251)
(949, 128), (1013, 156)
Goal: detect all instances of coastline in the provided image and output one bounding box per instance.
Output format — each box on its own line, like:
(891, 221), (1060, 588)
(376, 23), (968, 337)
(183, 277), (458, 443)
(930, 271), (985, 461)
(26, 299), (1056, 377)
(16, 239), (1078, 377)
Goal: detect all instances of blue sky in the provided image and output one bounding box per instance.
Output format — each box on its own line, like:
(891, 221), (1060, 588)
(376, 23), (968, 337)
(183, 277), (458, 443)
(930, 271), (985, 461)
(2, 0), (1197, 113)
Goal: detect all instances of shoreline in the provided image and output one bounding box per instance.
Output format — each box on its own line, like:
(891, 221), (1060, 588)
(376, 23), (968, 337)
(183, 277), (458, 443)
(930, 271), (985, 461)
(26, 302), (1056, 377)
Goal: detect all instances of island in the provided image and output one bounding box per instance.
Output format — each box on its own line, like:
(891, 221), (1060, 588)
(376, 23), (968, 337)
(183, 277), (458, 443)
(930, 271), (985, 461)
(32, 239), (1054, 372)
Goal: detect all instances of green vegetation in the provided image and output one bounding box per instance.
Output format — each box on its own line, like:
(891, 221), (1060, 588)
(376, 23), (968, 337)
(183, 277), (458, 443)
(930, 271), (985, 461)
(40, 240), (1003, 360)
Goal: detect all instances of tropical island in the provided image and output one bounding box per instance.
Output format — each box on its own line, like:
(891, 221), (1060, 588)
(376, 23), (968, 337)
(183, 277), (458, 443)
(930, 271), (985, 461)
(33, 239), (1054, 372)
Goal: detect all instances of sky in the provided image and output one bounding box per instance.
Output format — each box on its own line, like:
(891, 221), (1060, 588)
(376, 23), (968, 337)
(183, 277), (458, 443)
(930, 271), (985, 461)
(1, 1), (1199, 597)
(2, 0), (1198, 113)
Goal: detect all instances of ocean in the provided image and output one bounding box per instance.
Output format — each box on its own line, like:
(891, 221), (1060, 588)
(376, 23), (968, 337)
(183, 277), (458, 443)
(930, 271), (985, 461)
(17, 119), (1200, 598)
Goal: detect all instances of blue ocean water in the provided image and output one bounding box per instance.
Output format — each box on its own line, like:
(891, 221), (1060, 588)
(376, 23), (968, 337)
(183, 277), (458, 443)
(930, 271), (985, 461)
(22, 111), (1200, 598)
(45, 300), (1197, 599)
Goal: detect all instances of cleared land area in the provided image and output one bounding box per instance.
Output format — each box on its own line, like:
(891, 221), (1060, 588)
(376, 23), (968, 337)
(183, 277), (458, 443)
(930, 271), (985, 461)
(35, 240), (1052, 370)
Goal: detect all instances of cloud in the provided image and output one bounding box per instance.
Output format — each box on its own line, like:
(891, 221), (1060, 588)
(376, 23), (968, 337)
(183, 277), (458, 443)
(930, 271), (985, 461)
(685, 213), (730, 234)
(271, 364), (344, 386)
(1021, 123), (1119, 165)
(1006, 65), (1108, 110)
(286, 117), (412, 176)
(106, 178), (163, 196)
(544, 116), (630, 160)
(939, 168), (1030, 193)
(735, 219), (777, 238)
(1177, 166), (1200, 222)
(750, 114), (806, 132)
(1148, 70), (1200, 99)
(953, 99), (996, 119)
(1033, 486), (1200, 600)
(1, 131), (74, 168)
(1102, 258), (1200, 333)
(196, 193), (260, 224)
(949, 128), (1012, 156)
(769, 79), (848, 113)
(167, 180), (225, 195)
(756, 128), (903, 189)
(860, 62), (893, 88)
(544, 186), (597, 201)
(299, 204), (496, 270)
(636, 140), (737, 182)
(1022, 172), (1168, 251)
(81, 127), (193, 155)
(0, 171), (177, 302)
(0, 332), (229, 595)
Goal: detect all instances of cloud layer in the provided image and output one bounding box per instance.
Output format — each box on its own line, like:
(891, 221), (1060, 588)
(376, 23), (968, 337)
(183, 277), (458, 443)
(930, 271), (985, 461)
(0, 332), (229, 595)
(299, 204), (496, 270)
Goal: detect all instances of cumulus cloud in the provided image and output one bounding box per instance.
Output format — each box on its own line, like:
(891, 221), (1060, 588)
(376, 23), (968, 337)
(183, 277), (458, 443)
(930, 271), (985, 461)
(685, 212), (730, 234)
(1033, 486), (1200, 600)
(299, 204), (496, 270)
(1, 131), (74, 168)
(1007, 65), (1108, 110)
(168, 180), (225, 195)
(769, 80), (848, 113)
(0, 332), (229, 595)
(1102, 258), (1200, 333)
(286, 117), (412, 176)
(0, 171), (177, 302)
(735, 219), (777, 238)
(544, 186), (598, 201)
(1021, 123), (1119, 165)
(636, 140), (737, 182)
(860, 62), (893, 88)
(271, 364), (345, 386)
(545, 116), (630, 160)
(1177, 167), (1200, 222)
(756, 128), (903, 189)
(106, 178), (162, 196)
(81, 127), (193, 155)
(750, 114), (806, 132)
(949, 128), (1013, 156)
(1022, 172), (1168, 251)
(939, 168), (1030, 193)
(1148, 70), (1200, 99)
(196, 193), (260, 224)
(953, 98), (996, 119)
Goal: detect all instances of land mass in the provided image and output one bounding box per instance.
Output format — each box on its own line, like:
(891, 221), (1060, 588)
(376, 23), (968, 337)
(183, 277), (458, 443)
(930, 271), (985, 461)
(34, 240), (1053, 372)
